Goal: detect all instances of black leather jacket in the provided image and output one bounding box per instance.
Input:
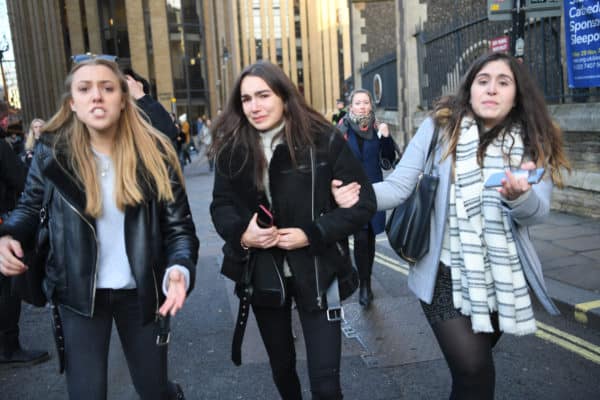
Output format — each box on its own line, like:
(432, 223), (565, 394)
(0, 138), (199, 325)
(210, 128), (376, 311)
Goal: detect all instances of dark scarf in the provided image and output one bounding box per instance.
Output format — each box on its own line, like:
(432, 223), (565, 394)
(345, 110), (376, 140)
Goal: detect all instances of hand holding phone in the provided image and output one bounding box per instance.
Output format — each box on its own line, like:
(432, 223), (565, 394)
(484, 168), (545, 188)
(256, 204), (274, 228)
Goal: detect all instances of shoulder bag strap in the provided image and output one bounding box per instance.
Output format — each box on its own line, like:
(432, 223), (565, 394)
(310, 146), (343, 322)
(424, 124), (440, 175)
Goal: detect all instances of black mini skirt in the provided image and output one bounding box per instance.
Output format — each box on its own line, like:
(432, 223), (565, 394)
(419, 263), (462, 326)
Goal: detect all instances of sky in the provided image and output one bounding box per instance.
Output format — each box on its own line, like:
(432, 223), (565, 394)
(0, 0), (14, 60)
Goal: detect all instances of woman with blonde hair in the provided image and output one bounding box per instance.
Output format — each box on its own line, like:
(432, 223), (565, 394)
(0, 56), (198, 399)
(23, 118), (45, 167)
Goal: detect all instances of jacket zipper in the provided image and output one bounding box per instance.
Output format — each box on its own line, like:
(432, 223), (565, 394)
(59, 192), (99, 317)
(310, 148), (323, 308)
(273, 257), (286, 306)
(151, 269), (160, 315)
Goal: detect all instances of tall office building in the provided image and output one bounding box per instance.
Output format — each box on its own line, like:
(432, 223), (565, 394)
(7, 0), (351, 124)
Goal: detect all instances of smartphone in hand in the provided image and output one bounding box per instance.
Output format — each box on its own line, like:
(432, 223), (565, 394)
(257, 204), (274, 228)
(484, 168), (545, 188)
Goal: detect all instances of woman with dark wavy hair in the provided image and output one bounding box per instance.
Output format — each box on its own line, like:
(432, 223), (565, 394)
(210, 60), (375, 399)
(333, 52), (570, 399)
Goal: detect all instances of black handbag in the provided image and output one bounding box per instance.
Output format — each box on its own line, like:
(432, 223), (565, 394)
(11, 182), (53, 307)
(246, 249), (286, 308)
(385, 125), (439, 264)
(379, 136), (402, 171)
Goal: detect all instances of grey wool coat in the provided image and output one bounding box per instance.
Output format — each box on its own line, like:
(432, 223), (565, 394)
(373, 117), (559, 315)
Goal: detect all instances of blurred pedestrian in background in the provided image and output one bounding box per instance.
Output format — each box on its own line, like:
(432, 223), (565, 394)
(124, 67), (179, 147)
(0, 100), (49, 368)
(23, 118), (45, 169)
(178, 114), (192, 165)
(200, 117), (213, 172)
(337, 89), (396, 307)
(331, 99), (347, 125)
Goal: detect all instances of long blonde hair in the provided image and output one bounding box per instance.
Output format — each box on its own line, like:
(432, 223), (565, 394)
(44, 58), (183, 217)
(25, 118), (45, 151)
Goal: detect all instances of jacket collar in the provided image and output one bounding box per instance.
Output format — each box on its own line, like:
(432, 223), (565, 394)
(38, 146), (88, 213)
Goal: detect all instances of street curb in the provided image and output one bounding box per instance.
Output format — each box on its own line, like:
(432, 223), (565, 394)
(546, 278), (600, 331)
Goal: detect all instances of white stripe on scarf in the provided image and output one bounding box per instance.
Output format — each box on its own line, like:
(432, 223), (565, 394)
(448, 117), (537, 335)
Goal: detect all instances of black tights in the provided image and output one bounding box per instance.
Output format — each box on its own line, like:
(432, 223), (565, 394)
(353, 227), (375, 281)
(430, 314), (502, 400)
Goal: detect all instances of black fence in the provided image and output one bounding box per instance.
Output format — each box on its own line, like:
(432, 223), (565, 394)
(416, 13), (600, 109)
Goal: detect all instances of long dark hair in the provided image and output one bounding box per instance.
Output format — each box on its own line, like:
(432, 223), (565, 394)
(209, 60), (332, 188)
(433, 52), (570, 186)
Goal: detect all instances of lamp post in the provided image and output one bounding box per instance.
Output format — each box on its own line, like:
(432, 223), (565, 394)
(0, 35), (9, 103)
(221, 44), (230, 108)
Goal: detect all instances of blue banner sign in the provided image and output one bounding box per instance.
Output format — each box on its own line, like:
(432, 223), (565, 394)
(564, 0), (600, 88)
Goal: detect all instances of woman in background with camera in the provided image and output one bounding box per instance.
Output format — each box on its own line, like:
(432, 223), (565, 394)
(210, 60), (375, 399)
(333, 52), (570, 399)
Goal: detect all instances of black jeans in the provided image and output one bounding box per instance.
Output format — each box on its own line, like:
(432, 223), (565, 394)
(252, 280), (343, 400)
(0, 278), (21, 353)
(60, 289), (173, 400)
(353, 226), (375, 281)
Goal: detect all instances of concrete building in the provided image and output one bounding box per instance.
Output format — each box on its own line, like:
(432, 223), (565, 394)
(6, 0), (352, 125)
(210, 0), (352, 118)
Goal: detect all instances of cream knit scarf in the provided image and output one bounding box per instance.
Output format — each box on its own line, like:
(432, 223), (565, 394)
(448, 116), (537, 335)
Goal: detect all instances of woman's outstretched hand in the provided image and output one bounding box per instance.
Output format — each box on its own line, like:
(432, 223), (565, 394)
(498, 161), (536, 201)
(159, 268), (187, 316)
(331, 179), (360, 208)
(0, 236), (26, 277)
(240, 213), (279, 249)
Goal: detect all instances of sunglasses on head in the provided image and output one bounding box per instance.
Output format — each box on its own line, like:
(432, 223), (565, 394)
(71, 53), (118, 64)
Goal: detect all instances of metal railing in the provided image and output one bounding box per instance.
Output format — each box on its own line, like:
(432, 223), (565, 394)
(416, 14), (599, 109)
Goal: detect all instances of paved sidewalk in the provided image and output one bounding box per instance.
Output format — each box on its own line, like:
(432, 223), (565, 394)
(529, 211), (600, 329)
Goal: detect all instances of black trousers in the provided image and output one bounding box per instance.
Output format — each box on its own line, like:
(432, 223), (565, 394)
(0, 278), (21, 352)
(353, 226), (375, 281)
(252, 280), (343, 400)
(60, 289), (174, 400)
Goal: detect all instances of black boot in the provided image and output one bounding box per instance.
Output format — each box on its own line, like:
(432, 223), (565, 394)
(0, 334), (50, 367)
(169, 382), (185, 400)
(359, 279), (373, 307)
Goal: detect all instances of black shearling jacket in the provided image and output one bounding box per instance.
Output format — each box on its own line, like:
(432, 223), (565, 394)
(210, 127), (376, 311)
(0, 137), (199, 325)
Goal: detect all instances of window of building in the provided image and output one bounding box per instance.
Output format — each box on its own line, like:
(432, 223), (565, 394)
(98, 0), (130, 62)
(166, 0), (209, 119)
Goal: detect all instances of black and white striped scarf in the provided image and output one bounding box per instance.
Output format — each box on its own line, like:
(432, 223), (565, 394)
(448, 117), (537, 335)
